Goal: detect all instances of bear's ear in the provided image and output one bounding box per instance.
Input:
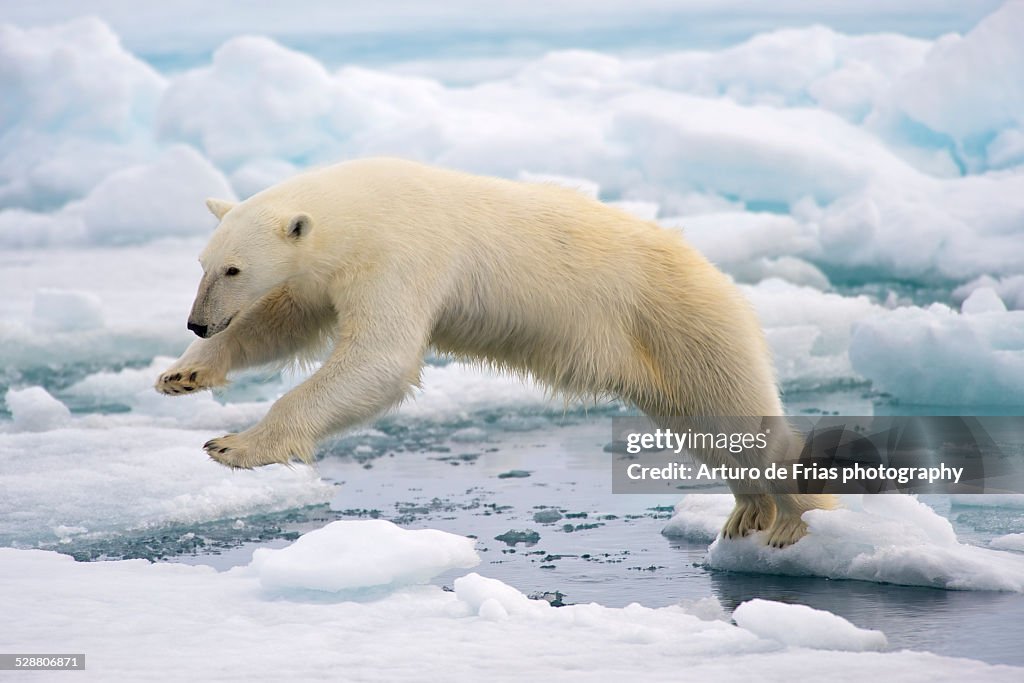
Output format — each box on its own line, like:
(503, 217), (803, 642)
(286, 213), (313, 240)
(205, 198), (237, 220)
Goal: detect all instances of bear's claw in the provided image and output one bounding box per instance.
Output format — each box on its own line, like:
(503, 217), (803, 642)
(155, 365), (225, 396)
(203, 430), (314, 469)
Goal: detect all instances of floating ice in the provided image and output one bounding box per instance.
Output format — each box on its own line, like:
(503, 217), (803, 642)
(661, 494), (734, 543)
(954, 275), (1024, 311)
(0, 18), (165, 209)
(0, 424), (333, 546)
(0, 544), (1019, 680)
(699, 495), (1024, 591)
(157, 36), (343, 169)
(850, 302), (1024, 405)
(251, 520), (480, 593)
(991, 534), (1024, 552)
(885, 1), (1024, 170)
(30, 288), (104, 333)
(960, 287), (1008, 314)
(0, 12), (1020, 281)
(732, 598), (887, 652)
(3, 386), (71, 432)
(743, 279), (883, 391)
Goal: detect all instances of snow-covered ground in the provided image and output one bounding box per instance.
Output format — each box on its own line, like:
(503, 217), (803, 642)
(1, 1), (1023, 679)
(3, 524), (1021, 682)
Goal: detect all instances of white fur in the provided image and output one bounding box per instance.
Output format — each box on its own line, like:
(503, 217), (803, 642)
(156, 158), (834, 546)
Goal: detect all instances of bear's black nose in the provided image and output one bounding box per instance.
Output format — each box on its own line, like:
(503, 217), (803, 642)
(187, 321), (208, 338)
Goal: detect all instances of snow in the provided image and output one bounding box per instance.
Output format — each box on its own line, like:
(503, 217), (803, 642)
(991, 534), (1024, 552)
(732, 598), (888, 652)
(677, 495), (1024, 592)
(954, 275), (1024, 311)
(31, 288), (104, 333)
(4, 386), (71, 432)
(0, 420), (333, 546)
(2, 544), (1022, 682)
(0, 3), (1022, 676)
(850, 302), (1024, 405)
(251, 520), (480, 592)
(0, 10), (1021, 280)
(661, 494), (735, 542)
(884, 1), (1024, 171)
(0, 18), (164, 209)
(743, 279), (883, 391)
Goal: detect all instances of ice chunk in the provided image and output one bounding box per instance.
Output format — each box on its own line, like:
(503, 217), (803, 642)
(661, 494), (734, 542)
(0, 425), (333, 545)
(733, 598), (887, 651)
(3, 547), (1014, 681)
(4, 387), (71, 432)
(954, 275), (1024, 311)
(850, 303), (1024, 405)
(704, 495), (1024, 591)
(991, 534), (1024, 553)
(886, 2), (1024, 168)
(454, 572), (538, 616)
(31, 288), (104, 333)
(0, 18), (165, 208)
(743, 279), (883, 391)
(158, 36), (343, 168)
(0, 146), (234, 248)
(961, 287), (1007, 314)
(229, 158), (299, 198)
(78, 146), (235, 244)
(251, 520), (479, 593)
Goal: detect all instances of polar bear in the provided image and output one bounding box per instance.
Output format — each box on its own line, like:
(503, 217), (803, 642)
(156, 158), (834, 546)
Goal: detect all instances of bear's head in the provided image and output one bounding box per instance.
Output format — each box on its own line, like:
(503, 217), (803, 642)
(187, 197), (313, 338)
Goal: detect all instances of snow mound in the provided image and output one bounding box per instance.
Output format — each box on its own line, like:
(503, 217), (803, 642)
(4, 548), (1017, 681)
(3, 387), (71, 432)
(886, 1), (1024, 170)
(850, 302), (1024, 405)
(743, 279), (882, 391)
(31, 288), (105, 333)
(991, 534), (1024, 553)
(704, 495), (1024, 591)
(733, 598), (887, 652)
(251, 520), (480, 593)
(0, 18), (165, 209)
(954, 275), (1024, 311)
(0, 425), (334, 545)
(0, 146), (234, 248)
(661, 494), (734, 542)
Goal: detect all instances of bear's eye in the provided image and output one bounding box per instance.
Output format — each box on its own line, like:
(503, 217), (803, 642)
(225, 267), (241, 277)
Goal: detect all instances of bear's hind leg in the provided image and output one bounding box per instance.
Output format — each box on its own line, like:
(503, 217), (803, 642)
(722, 493), (777, 539)
(765, 493), (838, 547)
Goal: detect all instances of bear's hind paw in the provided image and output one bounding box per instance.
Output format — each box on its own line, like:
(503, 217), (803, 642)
(765, 516), (808, 548)
(722, 494), (776, 539)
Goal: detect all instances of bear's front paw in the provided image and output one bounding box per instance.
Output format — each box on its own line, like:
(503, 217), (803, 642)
(155, 366), (226, 396)
(204, 430), (314, 470)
